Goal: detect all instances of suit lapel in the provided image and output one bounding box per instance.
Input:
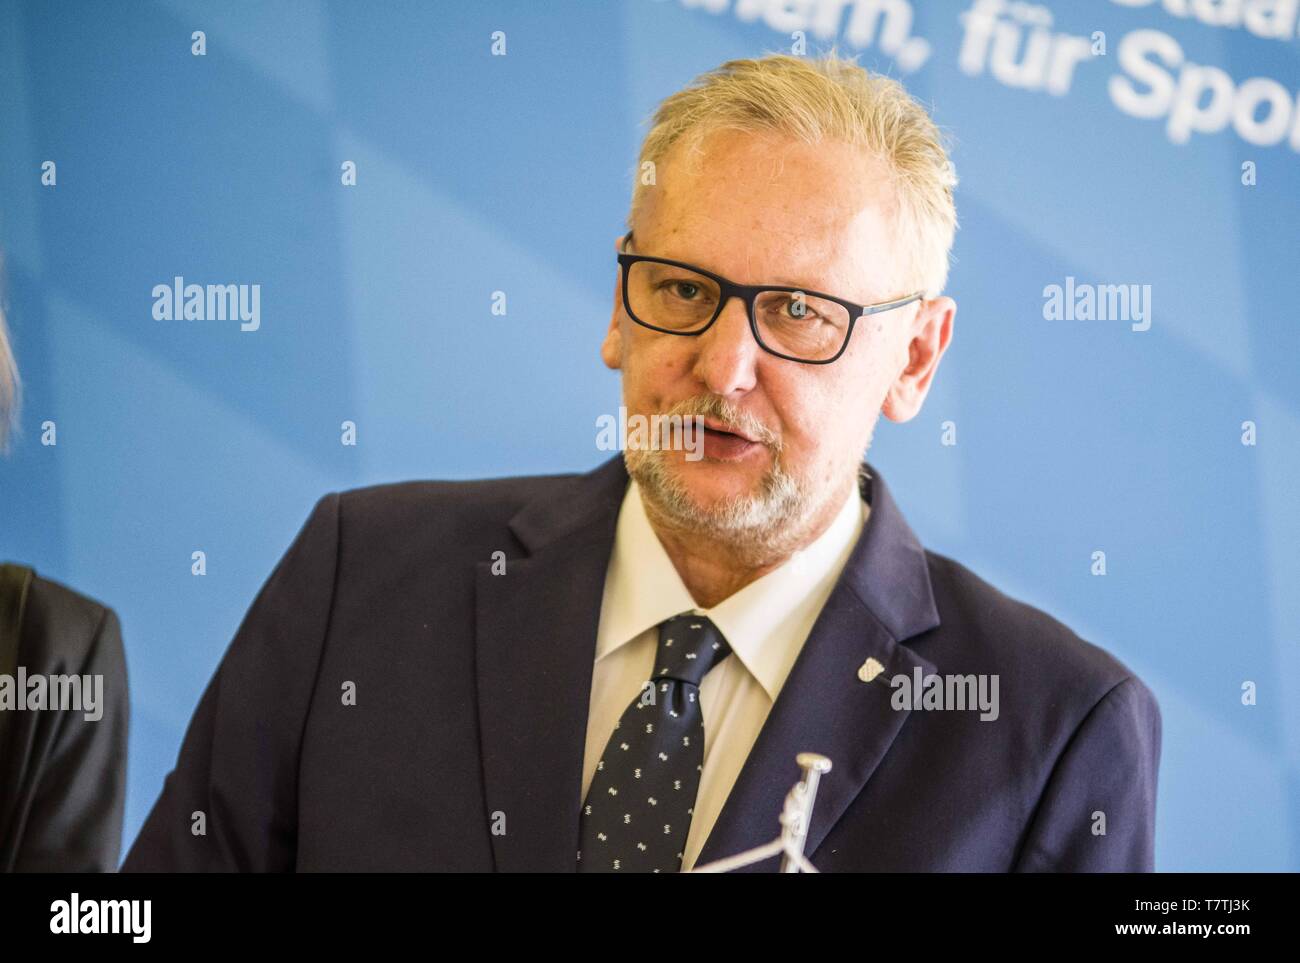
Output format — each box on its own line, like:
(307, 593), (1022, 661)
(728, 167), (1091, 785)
(475, 456), (628, 872)
(694, 464), (942, 871)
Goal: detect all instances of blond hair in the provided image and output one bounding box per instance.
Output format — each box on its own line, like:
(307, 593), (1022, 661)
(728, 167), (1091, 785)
(628, 51), (958, 298)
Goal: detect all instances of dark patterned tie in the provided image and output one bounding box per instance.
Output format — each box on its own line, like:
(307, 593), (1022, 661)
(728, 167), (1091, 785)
(577, 613), (732, 872)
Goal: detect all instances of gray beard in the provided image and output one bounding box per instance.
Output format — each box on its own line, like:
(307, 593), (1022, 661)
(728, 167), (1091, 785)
(620, 393), (876, 565)
(624, 444), (825, 565)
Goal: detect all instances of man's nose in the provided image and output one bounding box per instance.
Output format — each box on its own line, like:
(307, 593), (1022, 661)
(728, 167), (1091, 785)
(692, 296), (760, 397)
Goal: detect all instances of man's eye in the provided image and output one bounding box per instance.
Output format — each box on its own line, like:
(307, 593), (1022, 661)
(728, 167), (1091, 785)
(782, 298), (818, 320)
(670, 281), (702, 299)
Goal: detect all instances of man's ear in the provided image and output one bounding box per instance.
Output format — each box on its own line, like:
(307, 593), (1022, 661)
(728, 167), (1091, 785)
(602, 236), (626, 370)
(881, 296), (956, 423)
(601, 311), (624, 371)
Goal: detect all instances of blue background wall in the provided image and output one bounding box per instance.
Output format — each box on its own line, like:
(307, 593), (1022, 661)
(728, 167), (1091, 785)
(1, 0), (1296, 870)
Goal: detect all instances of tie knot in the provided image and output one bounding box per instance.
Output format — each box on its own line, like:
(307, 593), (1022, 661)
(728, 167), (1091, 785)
(653, 614), (730, 688)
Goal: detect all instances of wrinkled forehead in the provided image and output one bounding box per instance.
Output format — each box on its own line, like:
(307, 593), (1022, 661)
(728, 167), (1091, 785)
(635, 129), (903, 296)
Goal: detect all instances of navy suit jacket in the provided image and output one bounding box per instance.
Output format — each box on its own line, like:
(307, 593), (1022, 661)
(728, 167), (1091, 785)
(123, 455), (1161, 872)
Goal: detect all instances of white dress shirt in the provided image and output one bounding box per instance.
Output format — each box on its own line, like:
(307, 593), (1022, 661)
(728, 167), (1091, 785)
(582, 473), (869, 870)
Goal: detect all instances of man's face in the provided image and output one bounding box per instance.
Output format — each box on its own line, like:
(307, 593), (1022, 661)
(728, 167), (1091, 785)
(601, 128), (953, 554)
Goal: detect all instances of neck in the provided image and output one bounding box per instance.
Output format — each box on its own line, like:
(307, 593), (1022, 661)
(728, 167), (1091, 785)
(641, 476), (854, 609)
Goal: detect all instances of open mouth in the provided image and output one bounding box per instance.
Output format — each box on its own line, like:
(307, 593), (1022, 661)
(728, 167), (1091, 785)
(698, 419), (763, 460)
(701, 419), (760, 445)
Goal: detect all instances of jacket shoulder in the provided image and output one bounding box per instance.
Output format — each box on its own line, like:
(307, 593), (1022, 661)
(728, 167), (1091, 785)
(15, 571), (123, 673)
(920, 549), (1154, 707)
(328, 469), (587, 555)
(337, 470), (583, 512)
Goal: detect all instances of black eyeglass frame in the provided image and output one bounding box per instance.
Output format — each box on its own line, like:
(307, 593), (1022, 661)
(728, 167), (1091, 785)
(616, 230), (924, 365)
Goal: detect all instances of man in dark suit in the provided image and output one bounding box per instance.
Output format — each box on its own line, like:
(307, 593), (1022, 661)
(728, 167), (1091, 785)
(122, 453), (1159, 873)
(124, 52), (1160, 872)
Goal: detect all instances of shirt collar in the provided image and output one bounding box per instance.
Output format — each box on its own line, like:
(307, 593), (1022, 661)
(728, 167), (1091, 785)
(594, 472), (868, 701)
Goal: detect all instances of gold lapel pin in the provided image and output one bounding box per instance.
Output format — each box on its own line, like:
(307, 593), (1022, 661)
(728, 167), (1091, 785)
(857, 657), (885, 683)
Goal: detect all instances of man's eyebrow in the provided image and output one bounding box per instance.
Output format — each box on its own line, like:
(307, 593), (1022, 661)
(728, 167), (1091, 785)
(748, 266), (849, 294)
(626, 232), (858, 295)
(766, 273), (836, 291)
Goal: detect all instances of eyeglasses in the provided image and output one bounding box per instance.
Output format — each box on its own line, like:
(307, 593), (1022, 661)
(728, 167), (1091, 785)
(616, 230), (923, 364)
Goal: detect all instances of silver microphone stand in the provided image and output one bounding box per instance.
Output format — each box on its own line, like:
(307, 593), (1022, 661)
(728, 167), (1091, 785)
(687, 752), (832, 873)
